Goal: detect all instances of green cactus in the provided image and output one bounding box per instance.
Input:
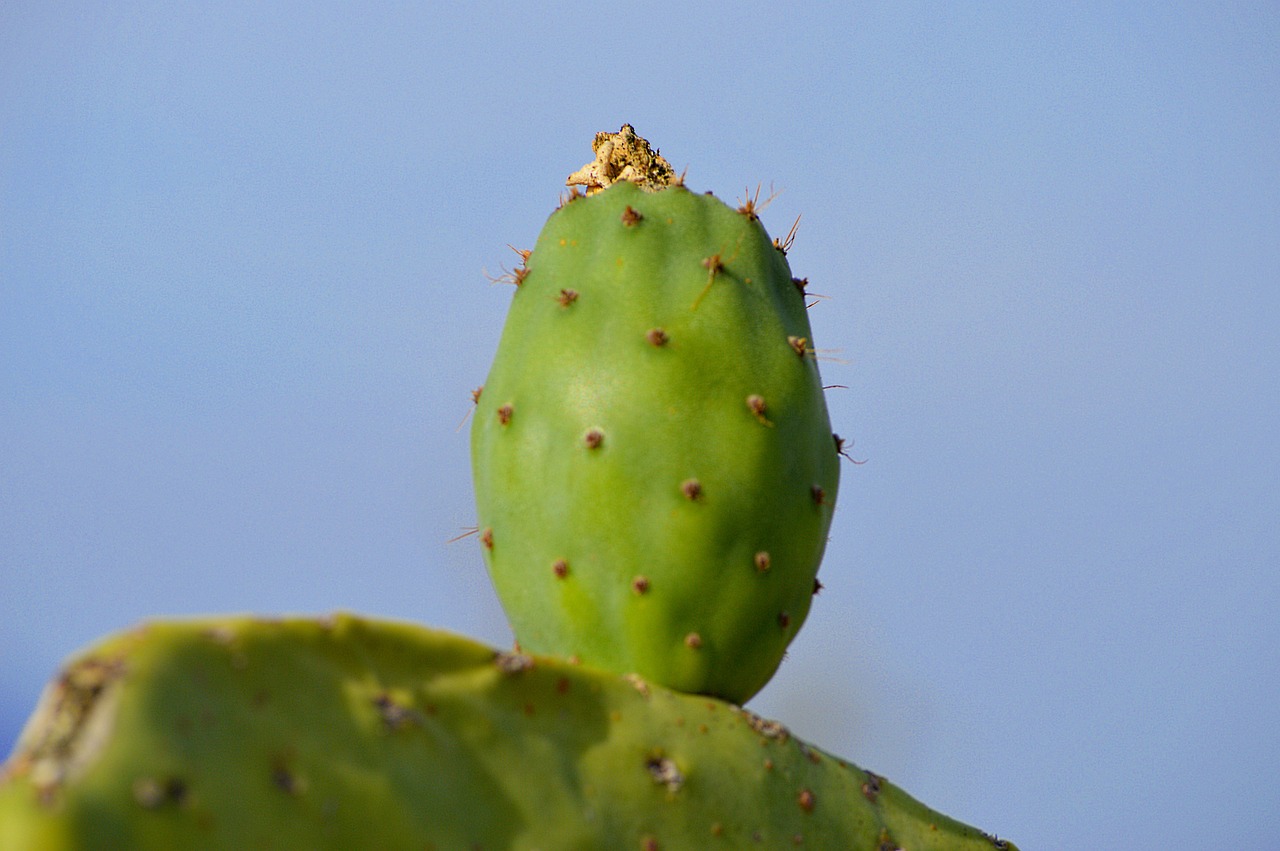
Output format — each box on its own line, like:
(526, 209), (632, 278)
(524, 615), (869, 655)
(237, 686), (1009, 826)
(0, 128), (1018, 849)
(0, 615), (1016, 850)
(471, 126), (840, 704)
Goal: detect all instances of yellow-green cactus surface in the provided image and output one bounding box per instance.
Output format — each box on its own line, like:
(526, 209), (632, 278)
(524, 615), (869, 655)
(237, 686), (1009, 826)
(0, 615), (1016, 850)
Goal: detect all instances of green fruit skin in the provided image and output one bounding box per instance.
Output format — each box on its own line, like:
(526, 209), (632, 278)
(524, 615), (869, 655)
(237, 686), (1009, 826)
(471, 181), (840, 703)
(0, 616), (1017, 850)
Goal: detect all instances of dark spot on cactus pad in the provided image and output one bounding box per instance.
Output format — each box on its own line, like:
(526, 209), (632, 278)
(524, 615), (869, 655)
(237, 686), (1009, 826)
(132, 776), (187, 809)
(746, 394), (772, 425)
(621, 205), (643, 226)
(861, 770), (883, 803)
(778, 611), (791, 630)
(583, 428), (604, 449)
(711, 823), (724, 837)
(736, 707), (790, 741)
(788, 335), (809, 357)
(646, 327), (669, 346)
(556, 288), (578, 307)
(271, 762), (302, 796)
(792, 834), (805, 846)
(792, 276), (808, 293)
(984, 833), (1012, 849)
(798, 788), (816, 813)
(496, 404), (513, 425)
(494, 651), (534, 674)
(754, 551), (772, 572)
(480, 528), (494, 550)
(681, 479), (703, 501)
(641, 837), (660, 851)
(835, 434), (868, 465)
(645, 755), (684, 792)
(810, 485), (826, 506)
(552, 559), (569, 579)
(684, 632), (703, 649)
(813, 578), (824, 595)
(631, 576), (650, 595)
(373, 693), (423, 731)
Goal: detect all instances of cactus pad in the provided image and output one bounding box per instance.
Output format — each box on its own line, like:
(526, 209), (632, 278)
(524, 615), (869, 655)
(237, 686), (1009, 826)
(0, 615), (1016, 849)
(471, 132), (840, 703)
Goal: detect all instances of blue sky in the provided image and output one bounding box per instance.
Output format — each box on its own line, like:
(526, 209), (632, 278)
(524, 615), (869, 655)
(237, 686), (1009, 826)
(3, 3), (1278, 847)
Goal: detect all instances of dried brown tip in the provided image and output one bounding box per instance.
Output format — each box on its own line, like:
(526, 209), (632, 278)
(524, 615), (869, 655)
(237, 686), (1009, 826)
(479, 528), (494, 549)
(566, 124), (678, 194)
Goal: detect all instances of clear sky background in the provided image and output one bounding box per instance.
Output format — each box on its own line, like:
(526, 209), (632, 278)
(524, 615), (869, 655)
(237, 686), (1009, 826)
(3, 3), (1277, 847)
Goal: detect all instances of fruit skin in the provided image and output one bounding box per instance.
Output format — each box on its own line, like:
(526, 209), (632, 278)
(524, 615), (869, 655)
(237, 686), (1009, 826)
(0, 615), (1018, 850)
(471, 179), (839, 703)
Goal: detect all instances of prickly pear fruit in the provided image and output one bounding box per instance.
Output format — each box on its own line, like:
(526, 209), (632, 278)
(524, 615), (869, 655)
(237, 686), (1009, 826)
(471, 126), (840, 703)
(0, 615), (1017, 850)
